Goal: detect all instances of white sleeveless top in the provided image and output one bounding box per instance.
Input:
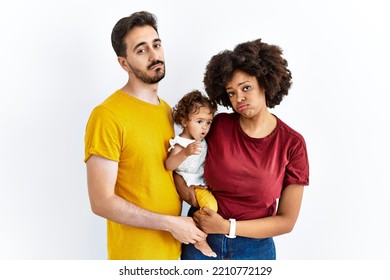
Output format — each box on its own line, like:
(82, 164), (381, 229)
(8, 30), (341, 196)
(168, 136), (207, 186)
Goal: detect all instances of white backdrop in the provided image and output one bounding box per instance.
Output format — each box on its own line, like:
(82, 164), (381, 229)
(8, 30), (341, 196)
(1, 0), (389, 260)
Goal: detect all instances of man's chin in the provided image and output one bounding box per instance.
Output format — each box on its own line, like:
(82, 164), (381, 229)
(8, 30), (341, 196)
(150, 73), (165, 84)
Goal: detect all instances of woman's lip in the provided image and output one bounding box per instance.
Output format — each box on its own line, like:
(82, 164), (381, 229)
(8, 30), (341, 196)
(237, 104), (248, 111)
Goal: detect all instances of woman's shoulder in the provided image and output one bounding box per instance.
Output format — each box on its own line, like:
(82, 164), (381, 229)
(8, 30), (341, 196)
(207, 112), (238, 140)
(275, 116), (306, 144)
(209, 112), (238, 133)
(214, 111), (238, 123)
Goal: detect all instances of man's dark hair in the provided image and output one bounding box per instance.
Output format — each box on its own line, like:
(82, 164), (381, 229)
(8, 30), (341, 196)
(111, 11), (158, 57)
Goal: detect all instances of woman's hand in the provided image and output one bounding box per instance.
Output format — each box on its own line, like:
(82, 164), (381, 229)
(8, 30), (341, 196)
(193, 207), (230, 234)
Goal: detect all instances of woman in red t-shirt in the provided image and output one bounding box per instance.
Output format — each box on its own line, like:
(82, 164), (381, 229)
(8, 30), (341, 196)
(175, 39), (309, 260)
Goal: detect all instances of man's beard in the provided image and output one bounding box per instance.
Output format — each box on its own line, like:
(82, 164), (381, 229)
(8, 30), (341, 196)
(130, 60), (165, 84)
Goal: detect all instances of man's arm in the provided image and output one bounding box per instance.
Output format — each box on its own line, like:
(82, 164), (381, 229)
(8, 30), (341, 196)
(86, 154), (206, 244)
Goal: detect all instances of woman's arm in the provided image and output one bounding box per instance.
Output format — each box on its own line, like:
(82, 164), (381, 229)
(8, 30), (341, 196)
(194, 184), (304, 238)
(173, 172), (200, 208)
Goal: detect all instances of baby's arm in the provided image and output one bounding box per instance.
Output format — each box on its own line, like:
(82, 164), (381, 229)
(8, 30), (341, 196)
(165, 141), (202, 170)
(165, 144), (186, 170)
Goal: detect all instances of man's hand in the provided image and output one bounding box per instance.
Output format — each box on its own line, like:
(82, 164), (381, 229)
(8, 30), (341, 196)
(168, 216), (207, 244)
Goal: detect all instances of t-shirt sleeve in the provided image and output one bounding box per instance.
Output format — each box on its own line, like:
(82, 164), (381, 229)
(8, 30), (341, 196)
(283, 138), (310, 188)
(84, 106), (122, 162)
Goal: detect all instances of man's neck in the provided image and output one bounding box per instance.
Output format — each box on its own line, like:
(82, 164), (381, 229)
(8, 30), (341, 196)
(121, 81), (160, 105)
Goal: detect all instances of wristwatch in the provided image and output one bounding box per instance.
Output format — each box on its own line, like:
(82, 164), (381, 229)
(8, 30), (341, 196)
(225, 218), (237, 238)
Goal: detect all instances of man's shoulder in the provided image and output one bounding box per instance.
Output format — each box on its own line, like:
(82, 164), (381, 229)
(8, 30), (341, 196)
(87, 91), (124, 120)
(99, 90), (123, 106)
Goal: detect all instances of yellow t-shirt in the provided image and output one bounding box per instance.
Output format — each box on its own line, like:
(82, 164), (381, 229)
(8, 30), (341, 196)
(84, 90), (181, 259)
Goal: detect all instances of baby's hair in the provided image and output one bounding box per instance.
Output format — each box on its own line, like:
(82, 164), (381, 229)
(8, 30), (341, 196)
(172, 90), (217, 126)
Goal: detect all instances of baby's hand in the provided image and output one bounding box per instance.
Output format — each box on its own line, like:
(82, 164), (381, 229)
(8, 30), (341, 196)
(184, 141), (202, 156)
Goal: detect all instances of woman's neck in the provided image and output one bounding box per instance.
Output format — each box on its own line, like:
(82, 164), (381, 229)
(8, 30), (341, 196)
(239, 111), (276, 138)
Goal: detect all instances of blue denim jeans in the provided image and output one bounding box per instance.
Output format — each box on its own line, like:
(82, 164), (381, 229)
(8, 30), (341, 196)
(181, 234), (276, 260)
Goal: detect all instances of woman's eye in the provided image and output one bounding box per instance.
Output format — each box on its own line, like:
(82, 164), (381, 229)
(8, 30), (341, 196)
(227, 91), (235, 97)
(243, 86), (251, 92)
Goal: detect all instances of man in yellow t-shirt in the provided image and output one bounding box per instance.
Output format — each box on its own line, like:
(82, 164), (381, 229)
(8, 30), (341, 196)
(84, 11), (206, 260)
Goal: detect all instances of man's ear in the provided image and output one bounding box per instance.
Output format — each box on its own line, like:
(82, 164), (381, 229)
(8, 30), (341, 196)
(118, 56), (130, 72)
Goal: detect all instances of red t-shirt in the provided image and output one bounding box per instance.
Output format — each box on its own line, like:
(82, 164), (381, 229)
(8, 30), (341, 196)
(204, 113), (309, 220)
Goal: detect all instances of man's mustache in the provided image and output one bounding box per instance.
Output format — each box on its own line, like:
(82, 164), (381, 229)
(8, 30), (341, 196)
(147, 60), (164, 70)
